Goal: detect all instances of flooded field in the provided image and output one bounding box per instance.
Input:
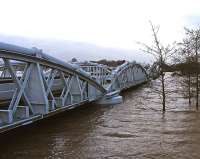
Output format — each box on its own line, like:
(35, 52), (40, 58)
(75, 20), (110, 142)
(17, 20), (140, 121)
(0, 75), (200, 159)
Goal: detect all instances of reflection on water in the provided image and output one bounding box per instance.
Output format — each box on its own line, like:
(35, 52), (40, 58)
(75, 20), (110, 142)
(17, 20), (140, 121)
(0, 75), (200, 159)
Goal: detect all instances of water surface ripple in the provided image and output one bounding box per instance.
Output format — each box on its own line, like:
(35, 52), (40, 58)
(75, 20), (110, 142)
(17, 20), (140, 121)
(0, 76), (200, 159)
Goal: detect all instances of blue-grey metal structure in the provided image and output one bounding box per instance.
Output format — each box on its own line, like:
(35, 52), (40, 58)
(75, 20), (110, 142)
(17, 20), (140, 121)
(108, 61), (148, 92)
(0, 42), (148, 133)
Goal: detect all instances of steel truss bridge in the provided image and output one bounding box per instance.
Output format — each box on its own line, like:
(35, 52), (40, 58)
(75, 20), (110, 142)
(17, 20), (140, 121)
(0, 42), (148, 133)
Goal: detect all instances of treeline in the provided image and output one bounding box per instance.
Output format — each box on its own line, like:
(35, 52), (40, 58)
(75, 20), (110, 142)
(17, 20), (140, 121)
(171, 62), (200, 73)
(159, 62), (200, 73)
(91, 59), (126, 67)
(141, 22), (200, 112)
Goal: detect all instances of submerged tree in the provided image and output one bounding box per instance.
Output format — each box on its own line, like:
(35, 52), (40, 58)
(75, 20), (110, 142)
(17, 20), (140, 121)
(182, 28), (200, 110)
(177, 36), (194, 105)
(139, 22), (175, 112)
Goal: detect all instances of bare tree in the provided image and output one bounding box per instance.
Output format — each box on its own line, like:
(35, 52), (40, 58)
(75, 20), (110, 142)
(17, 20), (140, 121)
(139, 22), (175, 112)
(177, 37), (194, 105)
(183, 28), (200, 110)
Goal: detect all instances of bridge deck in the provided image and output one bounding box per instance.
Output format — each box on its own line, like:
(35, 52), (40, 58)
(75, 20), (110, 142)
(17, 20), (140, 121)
(0, 100), (90, 133)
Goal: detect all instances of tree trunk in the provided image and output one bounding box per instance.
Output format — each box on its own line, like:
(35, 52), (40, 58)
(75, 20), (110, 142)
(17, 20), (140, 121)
(188, 74), (191, 106)
(161, 71), (166, 112)
(196, 72), (199, 110)
(195, 39), (199, 110)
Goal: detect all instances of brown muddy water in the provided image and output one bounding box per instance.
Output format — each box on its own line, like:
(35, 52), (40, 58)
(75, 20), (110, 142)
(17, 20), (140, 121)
(0, 75), (200, 159)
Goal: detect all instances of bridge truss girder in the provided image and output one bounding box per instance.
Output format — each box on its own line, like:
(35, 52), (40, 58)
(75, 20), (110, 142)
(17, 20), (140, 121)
(108, 62), (148, 92)
(0, 43), (106, 125)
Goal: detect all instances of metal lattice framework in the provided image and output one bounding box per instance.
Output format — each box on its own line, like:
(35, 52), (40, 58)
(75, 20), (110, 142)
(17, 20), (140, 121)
(75, 61), (112, 86)
(0, 42), (149, 129)
(108, 61), (148, 92)
(0, 42), (106, 124)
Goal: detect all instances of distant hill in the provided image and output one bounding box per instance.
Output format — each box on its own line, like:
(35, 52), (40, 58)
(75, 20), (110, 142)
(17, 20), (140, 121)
(0, 34), (153, 63)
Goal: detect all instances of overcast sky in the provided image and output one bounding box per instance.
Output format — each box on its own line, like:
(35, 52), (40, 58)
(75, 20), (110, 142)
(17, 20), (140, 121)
(0, 0), (199, 51)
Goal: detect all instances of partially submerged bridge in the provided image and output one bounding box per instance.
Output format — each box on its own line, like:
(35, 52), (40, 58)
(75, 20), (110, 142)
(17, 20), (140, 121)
(0, 42), (148, 133)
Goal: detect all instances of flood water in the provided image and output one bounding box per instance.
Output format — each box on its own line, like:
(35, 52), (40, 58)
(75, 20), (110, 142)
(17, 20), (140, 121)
(0, 75), (200, 159)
